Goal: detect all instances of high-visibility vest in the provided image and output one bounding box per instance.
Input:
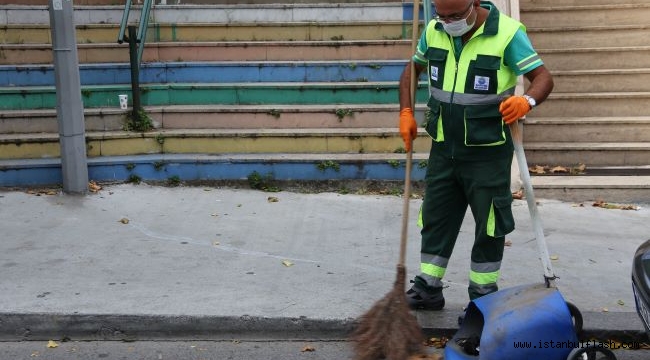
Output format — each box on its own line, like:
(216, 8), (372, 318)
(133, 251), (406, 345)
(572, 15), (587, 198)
(421, 6), (523, 160)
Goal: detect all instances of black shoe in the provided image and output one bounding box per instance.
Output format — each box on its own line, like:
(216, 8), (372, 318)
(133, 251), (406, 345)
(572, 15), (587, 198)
(406, 280), (445, 310)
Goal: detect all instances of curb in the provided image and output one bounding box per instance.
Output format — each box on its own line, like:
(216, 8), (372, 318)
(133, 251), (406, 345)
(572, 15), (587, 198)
(0, 311), (646, 343)
(0, 313), (356, 341)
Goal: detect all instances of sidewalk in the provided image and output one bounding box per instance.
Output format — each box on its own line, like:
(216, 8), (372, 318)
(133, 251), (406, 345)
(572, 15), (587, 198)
(0, 183), (647, 341)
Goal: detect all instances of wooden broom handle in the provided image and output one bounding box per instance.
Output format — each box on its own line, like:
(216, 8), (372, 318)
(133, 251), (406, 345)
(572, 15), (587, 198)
(399, 0), (420, 267)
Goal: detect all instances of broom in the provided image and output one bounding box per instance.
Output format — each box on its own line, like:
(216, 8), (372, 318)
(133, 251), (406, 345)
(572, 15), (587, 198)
(350, 1), (425, 358)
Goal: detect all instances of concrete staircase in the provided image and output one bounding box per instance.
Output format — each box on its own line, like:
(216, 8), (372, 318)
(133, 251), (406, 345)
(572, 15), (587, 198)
(1, 0), (649, 203)
(0, 1), (434, 188)
(519, 0), (650, 202)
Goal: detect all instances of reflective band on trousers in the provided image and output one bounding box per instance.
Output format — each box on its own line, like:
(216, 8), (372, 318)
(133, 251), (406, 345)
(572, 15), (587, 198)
(469, 269), (499, 285)
(421, 263), (446, 279)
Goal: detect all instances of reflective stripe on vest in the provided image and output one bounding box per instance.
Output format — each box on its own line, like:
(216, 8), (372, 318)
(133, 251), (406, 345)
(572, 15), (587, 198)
(424, 8), (523, 106)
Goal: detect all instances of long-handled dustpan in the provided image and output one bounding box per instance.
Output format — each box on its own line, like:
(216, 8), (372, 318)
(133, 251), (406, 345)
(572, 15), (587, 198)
(443, 121), (583, 360)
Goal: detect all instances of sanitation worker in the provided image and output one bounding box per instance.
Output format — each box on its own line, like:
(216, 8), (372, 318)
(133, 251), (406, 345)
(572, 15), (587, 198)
(398, 0), (553, 309)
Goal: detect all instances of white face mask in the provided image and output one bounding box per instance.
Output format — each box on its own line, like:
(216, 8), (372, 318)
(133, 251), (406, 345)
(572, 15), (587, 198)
(441, 7), (476, 37)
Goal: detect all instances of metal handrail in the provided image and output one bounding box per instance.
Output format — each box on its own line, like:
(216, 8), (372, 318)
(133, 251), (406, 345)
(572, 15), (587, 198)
(117, 0), (153, 66)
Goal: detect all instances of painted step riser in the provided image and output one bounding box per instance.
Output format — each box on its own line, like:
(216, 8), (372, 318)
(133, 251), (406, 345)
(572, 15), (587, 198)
(0, 84), (431, 111)
(0, 4), (406, 25)
(0, 22), (411, 44)
(532, 96), (650, 118)
(521, 6), (650, 29)
(0, 134), (427, 160)
(6, 63), (647, 93)
(528, 28), (649, 49)
(1, 134), (644, 168)
(529, 72), (650, 93)
(0, 61), (408, 87)
(540, 49), (650, 71)
(4, 44), (648, 72)
(521, 0), (649, 7)
(523, 123), (650, 143)
(526, 149), (650, 167)
(0, 0), (401, 6)
(0, 108), (403, 134)
(0, 41), (412, 65)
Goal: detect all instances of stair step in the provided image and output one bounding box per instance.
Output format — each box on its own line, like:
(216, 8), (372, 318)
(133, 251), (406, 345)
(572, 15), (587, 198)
(1, 21), (412, 44)
(524, 142), (650, 167)
(523, 117), (650, 142)
(0, 104), (430, 134)
(521, 4), (650, 28)
(0, 40), (412, 65)
(532, 68), (650, 93)
(2, 129), (647, 168)
(0, 60), (408, 87)
(521, 0), (649, 6)
(532, 92), (650, 118)
(1, 3), (405, 26)
(539, 46), (650, 71)
(529, 175), (650, 204)
(0, 82), (430, 111)
(2, 154), (649, 204)
(528, 25), (650, 49)
(0, 128), (432, 160)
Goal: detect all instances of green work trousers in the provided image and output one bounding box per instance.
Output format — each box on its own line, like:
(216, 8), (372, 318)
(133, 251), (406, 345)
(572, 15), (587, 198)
(418, 149), (515, 300)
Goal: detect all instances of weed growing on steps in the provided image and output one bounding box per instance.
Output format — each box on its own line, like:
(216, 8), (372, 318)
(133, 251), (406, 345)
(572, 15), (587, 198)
(335, 108), (354, 121)
(268, 109), (281, 119)
(247, 171), (281, 192)
(387, 160), (401, 169)
(153, 161), (165, 171)
(124, 107), (154, 132)
(167, 176), (181, 187)
(316, 160), (340, 172)
(127, 174), (141, 184)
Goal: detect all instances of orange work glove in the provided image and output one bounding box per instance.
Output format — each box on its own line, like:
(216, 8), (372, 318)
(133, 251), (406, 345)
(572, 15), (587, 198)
(499, 96), (531, 124)
(399, 108), (417, 152)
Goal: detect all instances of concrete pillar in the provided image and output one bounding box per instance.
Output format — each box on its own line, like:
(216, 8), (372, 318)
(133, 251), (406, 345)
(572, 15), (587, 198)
(49, 0), (89, 194)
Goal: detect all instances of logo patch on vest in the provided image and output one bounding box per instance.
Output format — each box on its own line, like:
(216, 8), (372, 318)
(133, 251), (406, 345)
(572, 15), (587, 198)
(473, 76), (490, 91)
(430, 66), (439, 82)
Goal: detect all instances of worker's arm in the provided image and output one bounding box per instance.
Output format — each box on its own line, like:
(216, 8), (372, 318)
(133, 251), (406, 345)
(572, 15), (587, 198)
(397, 61), (426, 151)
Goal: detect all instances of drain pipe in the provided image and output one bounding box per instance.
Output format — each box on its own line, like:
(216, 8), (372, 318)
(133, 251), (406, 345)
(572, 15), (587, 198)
(48, 0), (89, 194)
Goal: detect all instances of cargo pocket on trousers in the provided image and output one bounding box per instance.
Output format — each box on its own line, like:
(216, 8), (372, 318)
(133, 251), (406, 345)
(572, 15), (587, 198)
(487, 195), (515, 238)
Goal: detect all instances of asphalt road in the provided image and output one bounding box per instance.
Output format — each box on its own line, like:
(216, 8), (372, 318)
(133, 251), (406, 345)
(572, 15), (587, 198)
(2, 340), (649, 360)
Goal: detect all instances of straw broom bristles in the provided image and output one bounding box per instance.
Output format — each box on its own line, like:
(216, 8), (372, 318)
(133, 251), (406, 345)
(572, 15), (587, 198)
(350, 265), (425, 360)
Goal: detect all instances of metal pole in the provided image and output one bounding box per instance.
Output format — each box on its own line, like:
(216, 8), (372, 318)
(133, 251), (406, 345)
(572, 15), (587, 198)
(49, 0), (88, 194)
(128, 25), (141, 118)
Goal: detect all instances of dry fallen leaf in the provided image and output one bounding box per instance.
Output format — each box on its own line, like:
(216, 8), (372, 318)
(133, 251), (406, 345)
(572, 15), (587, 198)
(617, 300), (625, 306)
(528, 165), (546, 174)
(119, 218), (129, 224)
(593, 200), (639, 210)
(47, 340), (59, 348)
(301, 345), (316, 352)
(267, 196), (279, 203)
(550, 255), (559, 261)
(602, 307), (609, 312)
(31, 351), (40, 357)
(212, 241), (220, 246)
(88, 181), (102, 193)
(504, 240), (513, 247)
(282, 260), (294, 267)
(550, 166), (569, 174)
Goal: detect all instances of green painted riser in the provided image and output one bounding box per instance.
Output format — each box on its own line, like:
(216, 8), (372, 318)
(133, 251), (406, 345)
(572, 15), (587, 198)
(0, 84), (430, 110)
